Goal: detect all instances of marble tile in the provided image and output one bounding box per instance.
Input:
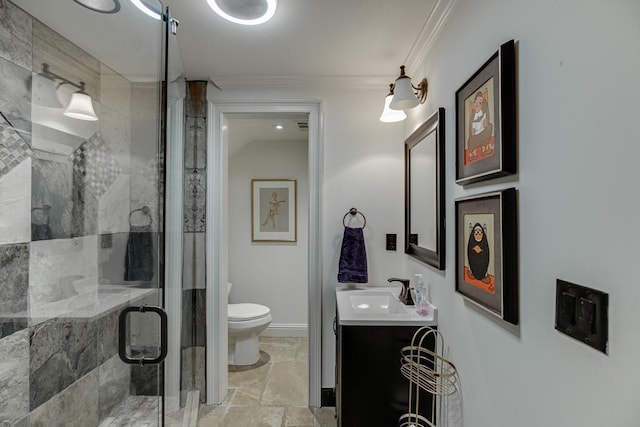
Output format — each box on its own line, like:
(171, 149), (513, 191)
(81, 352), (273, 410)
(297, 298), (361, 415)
(0, 329), (29, 426)
(29, 369), (99, 427)
(100, 105), (131, 175)
(100, 64), (131, 118)
(184, 116), (206, 169)
(311, 407), (337, 427)
(221, 406), (284, 427)
(98, 354), (130, 420)
(72, 132), (122, 200)
(98, 396), (159, 427)
(296, 337), (309, 361)
(130, 169), (159, 233)
(184, 169), (206, 232)
(98, 173), (130, 234)
(96, 309), (119, 364)
(29, 235), (98, 314)
(182, 289), (206, 347)
(261, 360), (308, 407)
(0, 0), (32, 71)
(98, 231), (129, 284)
(0, 158), (30, 245)
(0, 243), (29, 338)
(186, 81), (208, 118)
(0, 57), (31, 135)
(32, 19), (100, 100)
(181, 346), (206, 403)
(29, 317), (98, 410)
(31, 153), (74, 240)
(183, 232), (206, 289)
(130, 362), (160, 396)
(0, 112), (32, 179)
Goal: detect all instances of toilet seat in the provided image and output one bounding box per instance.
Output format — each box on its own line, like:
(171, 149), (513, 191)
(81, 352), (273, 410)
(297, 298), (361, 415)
(228, 303), (270, 321)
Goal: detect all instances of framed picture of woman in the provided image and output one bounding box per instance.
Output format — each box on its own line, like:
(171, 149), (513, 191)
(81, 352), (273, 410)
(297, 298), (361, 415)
(456, 39), (516, 185)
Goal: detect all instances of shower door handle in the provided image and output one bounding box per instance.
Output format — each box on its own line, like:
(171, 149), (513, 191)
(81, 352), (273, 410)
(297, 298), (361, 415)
(118, 305), (168, 365)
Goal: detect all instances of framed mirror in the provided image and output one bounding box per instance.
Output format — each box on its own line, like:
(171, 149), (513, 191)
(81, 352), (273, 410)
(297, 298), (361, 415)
(405, 108), (445, 270)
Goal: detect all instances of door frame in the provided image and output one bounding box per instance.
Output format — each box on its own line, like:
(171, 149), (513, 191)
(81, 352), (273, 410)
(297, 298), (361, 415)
(205, 98), (323, 406)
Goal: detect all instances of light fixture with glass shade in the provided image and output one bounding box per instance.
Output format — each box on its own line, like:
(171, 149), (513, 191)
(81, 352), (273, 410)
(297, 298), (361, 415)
(379, 84), (407, 123)
(72, 0), (121, 14)
(207, 0), (277, 25)
(64, 83), (98, 121)
(130, 0), (163, 20)
(34, 63), (98, 121)
(388, 65), (428, 111)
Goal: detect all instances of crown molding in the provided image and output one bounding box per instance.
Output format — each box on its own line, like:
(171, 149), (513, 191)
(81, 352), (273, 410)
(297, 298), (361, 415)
(209, 75), (392, 92)
(403, 0), (458, 75)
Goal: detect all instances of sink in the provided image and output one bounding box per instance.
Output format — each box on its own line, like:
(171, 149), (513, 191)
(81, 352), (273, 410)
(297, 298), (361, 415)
(336, 286), (437, 326)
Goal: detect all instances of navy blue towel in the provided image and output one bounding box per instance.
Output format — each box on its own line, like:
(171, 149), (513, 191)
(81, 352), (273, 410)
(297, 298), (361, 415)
(125, 225), (154, 281)
(338, 226), (368, 283)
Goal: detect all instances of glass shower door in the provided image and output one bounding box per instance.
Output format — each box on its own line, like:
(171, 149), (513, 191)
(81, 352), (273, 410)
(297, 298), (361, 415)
(0, 0), (174, 425)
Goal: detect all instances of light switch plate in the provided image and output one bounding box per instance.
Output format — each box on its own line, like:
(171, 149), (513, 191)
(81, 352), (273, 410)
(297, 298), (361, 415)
(386, 234), (396, 251)
(555, 279), (608, 354)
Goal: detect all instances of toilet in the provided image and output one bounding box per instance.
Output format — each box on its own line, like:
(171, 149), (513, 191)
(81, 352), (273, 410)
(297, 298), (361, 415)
(227, 283), (272, 366)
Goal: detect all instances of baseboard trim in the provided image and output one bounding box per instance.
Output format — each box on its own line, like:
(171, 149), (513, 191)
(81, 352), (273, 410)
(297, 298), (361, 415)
(263, 323), (308, 338)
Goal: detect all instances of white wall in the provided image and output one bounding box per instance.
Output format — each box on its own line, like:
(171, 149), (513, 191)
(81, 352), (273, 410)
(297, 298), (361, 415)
(228, 139), (309, 332)
(403, 0), (640, 425)
(209, 86), (407, 387)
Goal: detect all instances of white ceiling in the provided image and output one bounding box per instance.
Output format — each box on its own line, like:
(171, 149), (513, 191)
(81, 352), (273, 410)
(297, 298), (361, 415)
(163, 0), (439, 85)
(15, 0), (445, 88)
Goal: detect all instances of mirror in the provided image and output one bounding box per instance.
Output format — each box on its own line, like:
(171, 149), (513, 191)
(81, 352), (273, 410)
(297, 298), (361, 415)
(405, 108), (445, 269)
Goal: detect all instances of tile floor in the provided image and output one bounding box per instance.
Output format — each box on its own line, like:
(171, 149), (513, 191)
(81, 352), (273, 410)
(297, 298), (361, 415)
(197, 337), (336, 427)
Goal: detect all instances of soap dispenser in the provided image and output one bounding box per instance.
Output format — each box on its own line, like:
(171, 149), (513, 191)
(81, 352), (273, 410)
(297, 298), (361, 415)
(414, 274), (429, 316)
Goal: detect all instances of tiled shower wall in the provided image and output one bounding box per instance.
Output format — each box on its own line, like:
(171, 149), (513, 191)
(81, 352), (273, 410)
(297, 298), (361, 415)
(181, 81), (207, 403)
(0, 1), (161, 425)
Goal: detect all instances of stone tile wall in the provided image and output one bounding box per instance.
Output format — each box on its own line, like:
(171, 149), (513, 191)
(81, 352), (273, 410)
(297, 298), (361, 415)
(0, 1), (162, 424)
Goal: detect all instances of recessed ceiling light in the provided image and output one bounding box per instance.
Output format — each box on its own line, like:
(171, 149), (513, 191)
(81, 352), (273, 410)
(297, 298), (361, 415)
(73, 0), (120, 13)
(273, 124), (284, 130)
(207, 0), (277, 26)
(130, 0), (162, 20)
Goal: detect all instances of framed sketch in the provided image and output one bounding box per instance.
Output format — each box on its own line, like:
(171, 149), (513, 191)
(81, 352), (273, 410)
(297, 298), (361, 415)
(455, 188), (518, 324)
(251, 179), (297, 242)
(455, 39), (516, 185)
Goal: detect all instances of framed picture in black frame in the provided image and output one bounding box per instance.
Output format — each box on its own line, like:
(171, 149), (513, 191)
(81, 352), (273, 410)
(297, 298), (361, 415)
(455, 188), (518, 324)
(456, 39), (516, 185)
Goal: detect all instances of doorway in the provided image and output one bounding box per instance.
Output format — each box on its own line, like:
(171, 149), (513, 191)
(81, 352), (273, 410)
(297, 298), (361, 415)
(206, 101), (322, 407)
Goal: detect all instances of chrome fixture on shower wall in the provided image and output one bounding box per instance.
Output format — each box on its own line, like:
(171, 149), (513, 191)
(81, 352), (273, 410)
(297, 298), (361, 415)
(35, 63), (98, 121)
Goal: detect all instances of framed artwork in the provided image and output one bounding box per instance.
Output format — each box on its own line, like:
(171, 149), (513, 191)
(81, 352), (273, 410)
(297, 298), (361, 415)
(251, 179), (297, 242)
(455, 39), (516, 185)
(455, 188), (518, 324)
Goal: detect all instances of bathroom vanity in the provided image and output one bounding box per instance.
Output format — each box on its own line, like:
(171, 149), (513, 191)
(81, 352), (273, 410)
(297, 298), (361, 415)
(335, 286), (438, 427)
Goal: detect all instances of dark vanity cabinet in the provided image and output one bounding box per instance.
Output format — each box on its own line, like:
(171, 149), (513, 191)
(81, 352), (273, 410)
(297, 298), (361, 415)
(335, 319), (436, 427)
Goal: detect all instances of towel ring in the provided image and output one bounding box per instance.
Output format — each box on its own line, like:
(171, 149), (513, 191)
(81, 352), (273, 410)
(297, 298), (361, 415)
(342, 207), (366, 229)
(129, 205), (153, 227)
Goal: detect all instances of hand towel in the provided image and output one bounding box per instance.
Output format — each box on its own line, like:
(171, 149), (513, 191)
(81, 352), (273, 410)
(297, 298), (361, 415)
(338, 226), (368, 283)
(125, 225), (154, 281)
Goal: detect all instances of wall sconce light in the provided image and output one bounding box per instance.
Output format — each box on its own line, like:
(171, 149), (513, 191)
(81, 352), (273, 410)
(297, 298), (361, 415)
(388, 65), (428, 111)
(379, 84), (407, 123)
(36, 63), (98, 121)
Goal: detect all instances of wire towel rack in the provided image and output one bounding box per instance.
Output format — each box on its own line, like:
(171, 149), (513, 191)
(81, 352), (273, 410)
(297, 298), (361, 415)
(399, 327), (459, 427)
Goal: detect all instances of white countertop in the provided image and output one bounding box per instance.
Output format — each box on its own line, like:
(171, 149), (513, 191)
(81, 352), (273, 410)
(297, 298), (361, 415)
(336, 285), (438, 326)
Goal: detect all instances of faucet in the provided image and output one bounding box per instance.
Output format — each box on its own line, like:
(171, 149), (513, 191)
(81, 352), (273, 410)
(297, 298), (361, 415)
(387, 277), (414, 305)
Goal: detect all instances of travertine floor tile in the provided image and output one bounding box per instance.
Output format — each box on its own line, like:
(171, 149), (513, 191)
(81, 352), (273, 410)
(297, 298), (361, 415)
(259, 337), (299, 362)
(221, 406), (284, 427)
(285, 406), (315, 426)
(261, 360), (307, 407)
